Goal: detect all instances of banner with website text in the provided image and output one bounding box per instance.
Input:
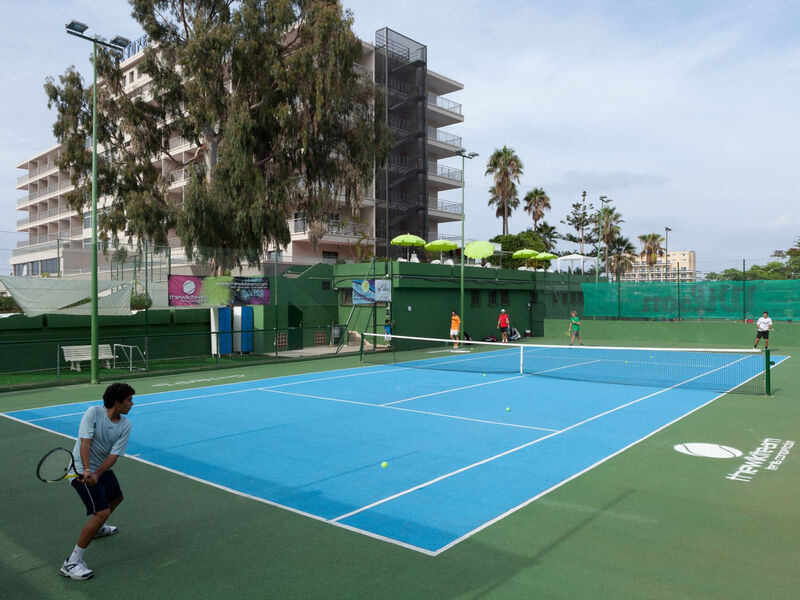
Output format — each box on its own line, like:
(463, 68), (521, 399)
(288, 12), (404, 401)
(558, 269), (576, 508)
(168, 275), (270, 307)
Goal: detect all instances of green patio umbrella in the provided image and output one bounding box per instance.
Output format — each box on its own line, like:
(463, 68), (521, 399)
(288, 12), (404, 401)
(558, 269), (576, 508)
(424, 239), (459, 263)
(464, 241), (496, 262)
(511, 248), (539, 259)
(390, 233), (426, 260)
(537, 252), (558, 260)
(512, 248), (540, 269)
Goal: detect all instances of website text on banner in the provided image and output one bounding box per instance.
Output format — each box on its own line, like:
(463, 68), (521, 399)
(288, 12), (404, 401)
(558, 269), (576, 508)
(581, 280), (800, 320)
(168, 275), (271, 307)
(352, 279), (392, 305)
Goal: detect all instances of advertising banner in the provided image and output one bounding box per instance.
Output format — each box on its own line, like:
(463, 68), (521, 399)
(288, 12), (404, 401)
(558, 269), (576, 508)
(352, 279), (392, 304)
(168, 275), (270, 307)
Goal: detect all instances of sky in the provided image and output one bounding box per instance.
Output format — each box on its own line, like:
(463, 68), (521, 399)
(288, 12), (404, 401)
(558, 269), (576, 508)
(1, 0), (799, 272)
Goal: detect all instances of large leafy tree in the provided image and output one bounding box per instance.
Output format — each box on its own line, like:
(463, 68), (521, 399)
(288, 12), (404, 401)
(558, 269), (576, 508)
(523, 187), (551, 232)
(490, 229), (545, 269)
(485, 146), (523, 236)
(44, 0), (387, 272)
(638, 233), (665, 281)
(560, 191), (597, 256)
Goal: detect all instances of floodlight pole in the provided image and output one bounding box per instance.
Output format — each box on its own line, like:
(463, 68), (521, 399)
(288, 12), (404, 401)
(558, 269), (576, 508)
(665, 226), (671, 283)
(66, 22), (129, 384)
(456, 149), (478, 340)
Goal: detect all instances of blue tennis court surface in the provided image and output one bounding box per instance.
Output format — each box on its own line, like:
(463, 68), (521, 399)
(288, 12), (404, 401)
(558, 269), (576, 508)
(6, 348), (787, 554)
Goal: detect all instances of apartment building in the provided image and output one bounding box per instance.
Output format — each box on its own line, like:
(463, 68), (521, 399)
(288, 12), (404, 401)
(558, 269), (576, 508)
(618, 250), (697, 282)
(12, 27), (464, 275)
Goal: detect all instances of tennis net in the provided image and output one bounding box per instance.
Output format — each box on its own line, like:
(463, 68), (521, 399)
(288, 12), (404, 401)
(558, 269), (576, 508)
(359, 332), (770, 395)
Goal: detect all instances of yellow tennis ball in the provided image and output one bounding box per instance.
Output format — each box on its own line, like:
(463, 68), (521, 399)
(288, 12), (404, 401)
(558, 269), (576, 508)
(506, 407), (510, 411)
(381, 461), (388, 468)
(482, 374), (486, 377)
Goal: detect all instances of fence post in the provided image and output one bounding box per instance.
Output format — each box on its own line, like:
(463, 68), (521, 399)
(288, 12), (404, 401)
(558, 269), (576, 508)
(742, 259), (746, 322)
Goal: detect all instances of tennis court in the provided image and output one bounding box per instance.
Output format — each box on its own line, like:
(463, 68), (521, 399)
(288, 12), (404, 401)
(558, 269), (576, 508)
(5, 337), (787, 556)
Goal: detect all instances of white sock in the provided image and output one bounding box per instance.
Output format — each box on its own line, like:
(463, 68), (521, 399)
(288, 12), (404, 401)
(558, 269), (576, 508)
(68, 545), (86, 564)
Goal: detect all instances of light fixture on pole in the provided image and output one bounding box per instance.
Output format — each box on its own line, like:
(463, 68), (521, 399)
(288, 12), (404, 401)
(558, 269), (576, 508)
(595, 195), (611, 283)
(665, 226), (672, 282)
(66, 21), (130, 384)
(456, 148), (478, 341)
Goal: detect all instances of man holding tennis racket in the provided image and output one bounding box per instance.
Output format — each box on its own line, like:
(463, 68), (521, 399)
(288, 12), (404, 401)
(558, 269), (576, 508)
(60, 382), (135, 580)
(754, 311), (773, 349)
(569, 310), (584, 346)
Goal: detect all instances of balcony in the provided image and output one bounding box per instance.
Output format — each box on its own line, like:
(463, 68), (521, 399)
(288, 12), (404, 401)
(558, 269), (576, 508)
(427, 127), (462, 149)
(291, 219), (370, 240)
(16, 180), (74, 207)
(427, 92), (461, 115)
(428, 197), (462, 215)
(17, 161), (59, 185)
(427, 161), (461, 181)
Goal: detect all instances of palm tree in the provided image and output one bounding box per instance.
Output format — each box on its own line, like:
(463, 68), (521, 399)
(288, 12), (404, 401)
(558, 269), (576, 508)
(485, 146), (523, 235)
(488, 184), (519, 225)
(638, 233), (665, 281)
(607, 236), (636, 281)
(523, 187), (551, 232)
(595, 206), (623, 277)
(536, 221), (559, 252)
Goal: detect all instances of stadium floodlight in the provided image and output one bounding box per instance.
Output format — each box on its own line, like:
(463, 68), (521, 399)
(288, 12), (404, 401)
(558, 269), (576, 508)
(456, 148), (479, 341)
(65, 20), (129, 384)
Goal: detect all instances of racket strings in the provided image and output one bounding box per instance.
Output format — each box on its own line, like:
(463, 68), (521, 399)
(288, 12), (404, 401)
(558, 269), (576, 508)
(38, 449), (73, 482)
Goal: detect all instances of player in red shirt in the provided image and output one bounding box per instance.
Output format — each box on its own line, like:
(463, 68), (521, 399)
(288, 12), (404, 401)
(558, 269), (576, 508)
(497, 309), (510, 343)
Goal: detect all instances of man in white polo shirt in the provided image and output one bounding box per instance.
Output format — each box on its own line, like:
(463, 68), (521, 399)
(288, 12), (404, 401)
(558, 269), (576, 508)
(754, 311), (773, 349)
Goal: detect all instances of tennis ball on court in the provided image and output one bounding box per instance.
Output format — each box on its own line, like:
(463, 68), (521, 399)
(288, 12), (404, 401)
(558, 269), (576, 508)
(650, 356), (654, 359)
(482, 373), (486, 377)
(381, 461), (388, 468)
(506, 407), (510, 412)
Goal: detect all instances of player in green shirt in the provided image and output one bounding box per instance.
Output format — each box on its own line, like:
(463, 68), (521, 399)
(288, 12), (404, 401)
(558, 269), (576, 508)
(569, 310), (583, 346)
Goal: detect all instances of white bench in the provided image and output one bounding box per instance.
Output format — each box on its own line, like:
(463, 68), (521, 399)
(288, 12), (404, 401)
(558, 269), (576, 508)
(62, 344), (114, 372)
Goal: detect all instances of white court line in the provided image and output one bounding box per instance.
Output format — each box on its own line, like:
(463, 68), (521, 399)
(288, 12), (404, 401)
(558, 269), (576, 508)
(331, 354), (753, 525)
(381, 359), (603, 407)
(261, 388), (556, 432)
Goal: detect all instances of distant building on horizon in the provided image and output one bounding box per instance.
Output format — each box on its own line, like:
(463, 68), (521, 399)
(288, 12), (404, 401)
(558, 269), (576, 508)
(11, 27), (465, 277)
(618, 250), (697, 282)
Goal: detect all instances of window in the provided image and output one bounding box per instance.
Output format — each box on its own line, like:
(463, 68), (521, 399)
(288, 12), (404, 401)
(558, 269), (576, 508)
(321, 281), (331, 290)
(267, 250), (282, 261)
(13, 264), (23, 276)
(322, 251), (338, 264)
(341, 288), (353, 306)
(84, 214), (91, 228)
(471, 290), (480, 306)
(128, 72), (134, 84)
(500, 290), (509, 305)
(489, 290), (497, 305)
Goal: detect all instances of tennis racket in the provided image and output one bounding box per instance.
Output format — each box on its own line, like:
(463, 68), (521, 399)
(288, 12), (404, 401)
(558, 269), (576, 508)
(565, 329), (572, 337)
(36, 447), (81, 483)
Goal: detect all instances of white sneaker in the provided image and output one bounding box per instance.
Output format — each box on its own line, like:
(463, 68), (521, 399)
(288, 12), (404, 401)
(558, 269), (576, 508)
(94, 524), (119, 538)
(60, 558), (94, 580)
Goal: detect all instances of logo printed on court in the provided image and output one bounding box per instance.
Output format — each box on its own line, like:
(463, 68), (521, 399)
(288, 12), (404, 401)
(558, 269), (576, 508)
(673, 443), (743, 459)
(725, 438), (794, 483)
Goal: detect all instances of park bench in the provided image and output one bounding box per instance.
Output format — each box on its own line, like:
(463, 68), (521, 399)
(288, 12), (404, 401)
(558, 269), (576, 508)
(62, 344), (114, 372)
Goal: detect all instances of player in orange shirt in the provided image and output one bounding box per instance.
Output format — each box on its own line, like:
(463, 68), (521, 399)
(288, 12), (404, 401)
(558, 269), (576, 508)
(450, 310), (461, 349)
(497, 309), (510, 343)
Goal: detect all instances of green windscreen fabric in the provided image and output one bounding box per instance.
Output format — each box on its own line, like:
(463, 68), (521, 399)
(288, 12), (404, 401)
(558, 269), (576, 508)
(582, 280), (800, 320)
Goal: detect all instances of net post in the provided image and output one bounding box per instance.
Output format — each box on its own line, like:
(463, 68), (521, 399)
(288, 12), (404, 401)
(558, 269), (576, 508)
(765, 348), (771, 396)
(519, 344), (523, 374)
(359, 333), (365, 362)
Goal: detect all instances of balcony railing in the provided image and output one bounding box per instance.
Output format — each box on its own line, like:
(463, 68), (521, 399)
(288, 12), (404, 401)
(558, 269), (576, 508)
(17, 161), (59, 184)
(428, 198), (462, 214)
(291, 219), (369, 238)
(427, 127), (462, 148)
(426, 91), (462, 115)
(427, 161), (462, 182)
(17, 180), (74, 206)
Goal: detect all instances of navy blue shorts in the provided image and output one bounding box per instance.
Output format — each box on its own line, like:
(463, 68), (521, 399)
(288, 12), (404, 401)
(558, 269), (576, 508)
(756, 330), (769, 339)
(71, 469), (123, 515)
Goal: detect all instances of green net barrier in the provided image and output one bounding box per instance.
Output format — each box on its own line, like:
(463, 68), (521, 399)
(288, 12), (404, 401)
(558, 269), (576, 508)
(582, 280), (800, 321)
